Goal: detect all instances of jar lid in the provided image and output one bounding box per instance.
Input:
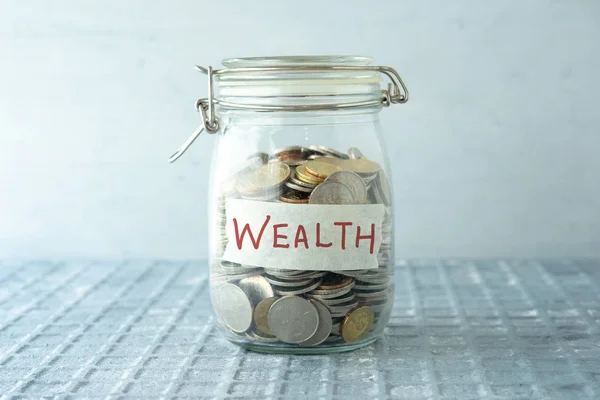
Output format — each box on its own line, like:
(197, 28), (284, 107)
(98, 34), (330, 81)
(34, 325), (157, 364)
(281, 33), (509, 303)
(216, 55), (383, 100)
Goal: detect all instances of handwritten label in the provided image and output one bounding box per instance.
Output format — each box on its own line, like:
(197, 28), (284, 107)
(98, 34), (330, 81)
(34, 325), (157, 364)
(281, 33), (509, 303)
(222, 199), (384, 271)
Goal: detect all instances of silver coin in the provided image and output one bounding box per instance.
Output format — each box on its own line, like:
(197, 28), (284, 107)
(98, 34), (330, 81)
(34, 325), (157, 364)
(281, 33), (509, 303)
(299, 300), (333, 347)
(330, 311), (350, 318)
(264, 269), (307, 276)
(290, 176), (317, 189)
(354, 289), (390, 300)
(285, 180), (314, 193)
(309, 281), (355, 298)
(268, 296), (320, 344)
(325, 171), (368, 204)
(347, 147), (364, 159)
(354, 282), (388, 291)
(331, 326), (341, 336)
(246, 329), (279, 343)
(238, 275), (274, 306)
(213, 269), (264, 282)
(355, 276), (389, 285)
(273, 279), (323, 296)
(264, 275), (315, 287)
(267, 270), (327, 279)
(309, 181), (356, 205)
(314, 292), (356, 306)
(375, 171), (392, 206)
(362, 173), (378, 184)
(326, 301), (359, 314)
(310, 145), (349, 159)
(370, 183), (384, 204)
(213, 283), (253, 333)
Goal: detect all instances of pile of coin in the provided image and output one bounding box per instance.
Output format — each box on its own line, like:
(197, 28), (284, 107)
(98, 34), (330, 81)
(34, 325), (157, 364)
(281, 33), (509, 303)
(211, 145), (393, 347)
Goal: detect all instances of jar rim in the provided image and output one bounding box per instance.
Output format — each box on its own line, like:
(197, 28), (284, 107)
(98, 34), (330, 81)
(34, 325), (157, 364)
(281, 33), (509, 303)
(221, 55), (374, 68)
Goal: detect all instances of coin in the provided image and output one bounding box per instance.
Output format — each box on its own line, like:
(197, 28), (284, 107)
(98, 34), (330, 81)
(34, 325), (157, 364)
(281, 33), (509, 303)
(354, 289), (389, 300)
(289, 175), (317, 190)
(310, 156), (343, 166)
(347, 147), (364, 159)
(310, 145), (350, 159)
(339, 158), (381, 175)
(238, 162), (291, 193)
(305, 160), (342, 179)
(317, 274), (354, 290)
(253, 296), (279, 335)
(375, 171), (392, 206)
(246, 329), (278, 342)
(237, 275), (274, 305)
(324, 171), (368, 204)
(213, 283), (253, 333)
(354, 282), (388, 291)
(309, 181), (356, 204)
(299, 300), (333, 346)
(326, 300), (360, 314)
(340, 306), (374, 343)
(315, 292), (356, 306)
(272, 145), (304, 155)
(273, 279), (323, 296)
(268, 296), (320, 344)
(279, 191), (310, 204)
(264, 275), (315, 287)
(295, 165), (324, 184)
(285, 180), (313, 193)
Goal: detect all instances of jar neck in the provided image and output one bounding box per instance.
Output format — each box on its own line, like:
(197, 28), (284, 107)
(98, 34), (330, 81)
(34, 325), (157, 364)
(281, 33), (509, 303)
(218, 107), (382, 127)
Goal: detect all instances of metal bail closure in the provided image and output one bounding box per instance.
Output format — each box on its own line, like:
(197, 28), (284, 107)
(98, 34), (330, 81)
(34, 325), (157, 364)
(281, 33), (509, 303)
(168, 67), (219, 163)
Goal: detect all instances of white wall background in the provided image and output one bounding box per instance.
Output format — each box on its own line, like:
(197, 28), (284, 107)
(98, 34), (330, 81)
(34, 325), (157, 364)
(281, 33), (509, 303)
(0, 0), (599, 260)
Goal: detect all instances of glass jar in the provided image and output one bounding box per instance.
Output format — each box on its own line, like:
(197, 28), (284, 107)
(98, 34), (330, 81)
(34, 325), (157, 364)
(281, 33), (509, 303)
(170, 56), (409, 354)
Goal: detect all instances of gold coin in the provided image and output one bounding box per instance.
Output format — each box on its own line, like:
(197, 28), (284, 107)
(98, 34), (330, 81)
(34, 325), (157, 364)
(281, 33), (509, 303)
(310, 156), (343, 166)
(238, 162), (291, 193)
(305, 160), (342, 179)
(295, 165), (324, 184)
(340, 306), (374, 343)
(253, 297), (279, 336)
(339, 159), (381, 175)
(280, 191), (310, 204)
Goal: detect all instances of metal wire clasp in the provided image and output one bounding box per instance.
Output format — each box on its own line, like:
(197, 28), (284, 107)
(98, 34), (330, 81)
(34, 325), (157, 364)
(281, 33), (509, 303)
(168, 68), (219, 163)
(169, 63), (409, 163)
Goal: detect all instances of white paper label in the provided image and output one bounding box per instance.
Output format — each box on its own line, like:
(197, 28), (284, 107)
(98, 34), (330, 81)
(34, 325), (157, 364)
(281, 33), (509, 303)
(222, 198), (385, 271)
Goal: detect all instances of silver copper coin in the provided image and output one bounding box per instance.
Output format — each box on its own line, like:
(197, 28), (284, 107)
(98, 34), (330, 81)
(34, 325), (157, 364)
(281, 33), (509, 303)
(246, 329), (279, 343)
(213, 283), (253, 334)
(273, 279), (323, 296)
(375, 171), (392, 206)
(310, 145), (349, 159)
(299, 300), (333, 347)
(308, 284), (355, 299)
(285, 180), (314, 193)
(309, 181), (356, 205)
(268, 296), (320, 344)
(354, 282), (388, 291)
(314, 292), (356, 306)
(324, 170), (368, 204)
(237, 275), (275, 306)
(289, 176), (317, 189)
(264, 275), (316, 287)
(347, 147), (364, 159)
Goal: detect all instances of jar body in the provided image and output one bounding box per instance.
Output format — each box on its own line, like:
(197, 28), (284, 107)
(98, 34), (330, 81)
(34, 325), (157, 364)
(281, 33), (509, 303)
(208, 109), (394, 354)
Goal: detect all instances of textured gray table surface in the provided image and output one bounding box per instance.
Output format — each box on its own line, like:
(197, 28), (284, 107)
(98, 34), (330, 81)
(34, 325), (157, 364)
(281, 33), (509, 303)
(0, 260), (599, 399)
